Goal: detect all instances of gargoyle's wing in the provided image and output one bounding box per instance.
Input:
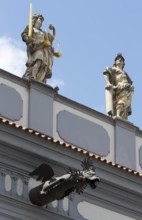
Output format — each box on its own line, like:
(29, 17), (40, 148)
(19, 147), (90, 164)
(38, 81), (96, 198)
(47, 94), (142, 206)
(29, 163), (54, 182)
(81, 157), (94, 171)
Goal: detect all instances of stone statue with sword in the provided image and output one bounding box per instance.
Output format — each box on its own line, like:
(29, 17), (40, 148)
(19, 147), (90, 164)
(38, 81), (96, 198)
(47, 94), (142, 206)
(22, 3), (61, 83)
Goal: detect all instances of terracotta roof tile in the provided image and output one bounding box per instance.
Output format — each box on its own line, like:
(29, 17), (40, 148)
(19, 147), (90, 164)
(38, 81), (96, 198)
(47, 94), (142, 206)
(0, 117), (141, 177)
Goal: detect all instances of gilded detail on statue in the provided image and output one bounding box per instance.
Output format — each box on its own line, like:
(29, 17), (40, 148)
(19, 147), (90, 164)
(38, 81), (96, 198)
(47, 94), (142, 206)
(22, 5), (61, 83)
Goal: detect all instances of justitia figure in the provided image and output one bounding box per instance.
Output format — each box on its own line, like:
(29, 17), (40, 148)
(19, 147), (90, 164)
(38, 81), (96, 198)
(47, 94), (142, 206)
(22, 14), (56, 83)
(103, 54), (134, 120)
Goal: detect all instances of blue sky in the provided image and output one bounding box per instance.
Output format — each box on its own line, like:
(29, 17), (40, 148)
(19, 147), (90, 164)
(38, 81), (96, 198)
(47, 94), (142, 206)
(0, 0), (142, 129)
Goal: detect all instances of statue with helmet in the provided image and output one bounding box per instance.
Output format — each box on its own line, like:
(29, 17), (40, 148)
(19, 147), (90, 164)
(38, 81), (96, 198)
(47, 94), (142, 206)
(103, 53), (134, 120)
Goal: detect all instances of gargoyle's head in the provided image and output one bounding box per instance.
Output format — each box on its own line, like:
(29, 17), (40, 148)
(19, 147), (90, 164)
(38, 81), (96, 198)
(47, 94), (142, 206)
(82, 169), (96, 179)
(82, 169), (100, 189)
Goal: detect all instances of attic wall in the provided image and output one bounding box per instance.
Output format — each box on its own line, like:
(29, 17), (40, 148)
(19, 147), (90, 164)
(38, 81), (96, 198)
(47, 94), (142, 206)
(0, 69), (141, 173)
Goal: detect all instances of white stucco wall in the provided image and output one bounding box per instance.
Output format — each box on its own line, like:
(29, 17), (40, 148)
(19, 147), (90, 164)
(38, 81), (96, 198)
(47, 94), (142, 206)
(0, 74), (142, 173)
(135, 136), (142, 173)
(53, 101), (114, 161)
(0, 78), (28, 127)
(78, 201), (135, 220)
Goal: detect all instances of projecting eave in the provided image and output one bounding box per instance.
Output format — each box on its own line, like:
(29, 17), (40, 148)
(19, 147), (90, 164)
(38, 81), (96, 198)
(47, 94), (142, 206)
(0, 117), (141, 178)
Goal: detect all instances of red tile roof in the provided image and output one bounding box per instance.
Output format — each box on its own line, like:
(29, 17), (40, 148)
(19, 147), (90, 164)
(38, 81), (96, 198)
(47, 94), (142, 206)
(0, 117), (142, 177)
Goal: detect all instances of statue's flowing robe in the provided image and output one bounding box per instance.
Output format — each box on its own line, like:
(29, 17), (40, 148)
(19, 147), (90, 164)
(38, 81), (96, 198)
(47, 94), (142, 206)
(22, 26), (54, 82)
(104, 66), (134, 119)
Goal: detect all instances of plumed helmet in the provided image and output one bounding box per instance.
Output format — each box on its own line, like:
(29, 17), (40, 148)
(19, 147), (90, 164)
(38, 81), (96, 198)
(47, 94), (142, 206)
(114, 53), (125, 68)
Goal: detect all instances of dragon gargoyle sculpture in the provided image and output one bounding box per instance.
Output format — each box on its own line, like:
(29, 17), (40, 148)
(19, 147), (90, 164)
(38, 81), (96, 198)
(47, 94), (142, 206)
(29, 158), (100, 206)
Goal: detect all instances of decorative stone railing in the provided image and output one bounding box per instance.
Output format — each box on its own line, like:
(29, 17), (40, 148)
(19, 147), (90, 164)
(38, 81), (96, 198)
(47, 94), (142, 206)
(0, 167), (29, 201)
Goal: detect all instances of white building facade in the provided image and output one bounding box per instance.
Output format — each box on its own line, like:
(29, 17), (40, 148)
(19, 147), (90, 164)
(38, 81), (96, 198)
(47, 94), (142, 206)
(0, 69), (142, 220)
